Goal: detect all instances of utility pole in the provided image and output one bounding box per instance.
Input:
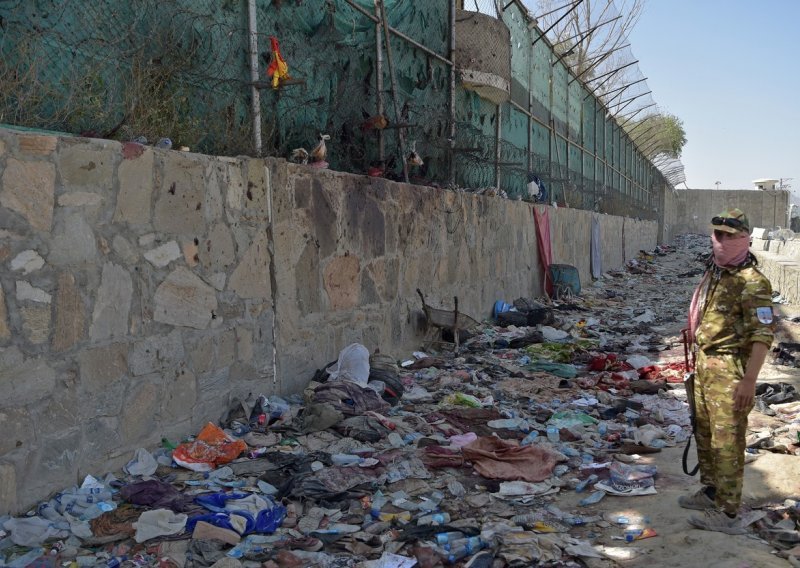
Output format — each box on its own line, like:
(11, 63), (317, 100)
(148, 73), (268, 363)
(714, 181), (721, 191)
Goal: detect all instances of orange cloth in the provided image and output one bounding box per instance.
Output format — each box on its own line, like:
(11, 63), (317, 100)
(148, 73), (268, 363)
(267, 36), (290, 89)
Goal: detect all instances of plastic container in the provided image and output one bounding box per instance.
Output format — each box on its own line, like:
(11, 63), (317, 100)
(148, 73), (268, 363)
(493, 301), (512, 318)
(575, 474), (598, 493)
(546, 425), (560, 443)
(549, 264), (581, 296)
(443, 537), (484, 564)
(520, 431), (539, 446)
(435, 531), (465, 546)
(331, 454), (364, 467)
(417, 512), (450, 526)
(578, 490), (606, 507)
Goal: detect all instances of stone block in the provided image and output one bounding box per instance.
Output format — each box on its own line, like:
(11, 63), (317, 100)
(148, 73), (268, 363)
(204, 161), (224, 222)
(53, 271), (85, 352)
(79, 343), (128, 390)
(310, 178), (337, 258)
(111, 235), (138, 265)
(144, 240), (181, 268)
(120, 380), (161, 443)
(0, 158), (55, 231)
(0, 347), (56, 406)
(37, 389), (81, 440)
(48, 212), (97, 265)
(161, 368), (197, 423)
(323, 255), (360, 310)
(17, 135), (57, 156)
(114, 147), (154, 226)
(129, 330), (184, 376)
(153, 154), (206, 235)
(188, 336), (214, 375)
(21, 305), (51, 343)
(154, 267), (217, 329)
(0, 285), (8, 340)
(209, 273), (226, 291)
(217, 329), (236, 367)
(0, 462), (17, 515)
(228, 231), (270, 300)
(182, 239), (199, 267)
(225, 163), (246, 211)
(237, 327), (253, 363)
(244, 159), (269, 218)
(294, 176), (312, 209)
(10, 249), (45, 274)
(90, 263), (133, 341)
(22, 431), (81, 507)
(200, 223), (236, 272)
(58, 140), (115, 190)
(58, 191), (104, 207)
(295, 241), (321, 314)
(16, 280), (51, 304)
(82, 416), (122, 462)
(0, 406), (34, 455)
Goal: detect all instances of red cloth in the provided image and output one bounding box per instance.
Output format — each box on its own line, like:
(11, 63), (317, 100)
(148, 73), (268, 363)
(534, 207), (553, 296)
(588, 353), (633, 372)
(462, 436), (559, 482)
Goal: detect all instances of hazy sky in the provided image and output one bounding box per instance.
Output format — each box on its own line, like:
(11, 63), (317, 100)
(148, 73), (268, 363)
(626, 0), (800, 195)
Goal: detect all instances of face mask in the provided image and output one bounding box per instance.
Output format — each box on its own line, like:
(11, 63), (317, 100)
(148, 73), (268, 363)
(711, 231), (749, 267)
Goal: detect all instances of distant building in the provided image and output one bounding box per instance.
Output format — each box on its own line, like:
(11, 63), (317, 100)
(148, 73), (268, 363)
(753, 178), (780, 190)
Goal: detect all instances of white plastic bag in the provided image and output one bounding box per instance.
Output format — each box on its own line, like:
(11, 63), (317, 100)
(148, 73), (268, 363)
(326, 343), (370, 386)
(133, 509), (187, 543)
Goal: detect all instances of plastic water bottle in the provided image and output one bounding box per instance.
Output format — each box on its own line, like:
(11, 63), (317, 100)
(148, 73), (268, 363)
(443, 537), (484, 564)
(546, 425), (560, 443)
(435, 531), (465, 545)
(331, 454), (364, 466)
(575, 474), (598, 493)
(418, 512), (450, 526)
(403, 432), (424, 445)
(598, 422), (608, 436)
(520, 431), (539, 446)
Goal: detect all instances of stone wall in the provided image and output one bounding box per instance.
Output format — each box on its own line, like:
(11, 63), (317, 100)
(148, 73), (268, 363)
(0, 127), (657, 512)
(0, 129), (274, 512)
(663, 189), (789, 241)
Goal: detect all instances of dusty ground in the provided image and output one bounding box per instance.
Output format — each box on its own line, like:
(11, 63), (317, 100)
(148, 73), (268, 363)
(559, 239), (800, 568)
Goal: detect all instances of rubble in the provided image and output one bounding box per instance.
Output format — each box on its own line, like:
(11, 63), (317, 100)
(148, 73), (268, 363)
(1, 234), (798, 567)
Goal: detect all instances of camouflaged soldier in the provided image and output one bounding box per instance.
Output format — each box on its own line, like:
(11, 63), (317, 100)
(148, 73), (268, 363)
(680, 208), (775, 534)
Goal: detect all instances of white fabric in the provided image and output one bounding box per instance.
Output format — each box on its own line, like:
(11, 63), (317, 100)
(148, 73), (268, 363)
(326, 343), (370, 386)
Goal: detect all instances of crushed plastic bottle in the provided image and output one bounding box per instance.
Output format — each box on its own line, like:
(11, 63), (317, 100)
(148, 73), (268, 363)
(547, 425), (560, 443)
(417, 512), (451, 526)
(575, 474), (598, 493)
(331, 454), (365, 467)
(441, 536), (484, 564)
(435, 531), (465, 545)
(578, 490), (606, 507)
(520, 431), (539, 446)
(447, 479), (466, 498)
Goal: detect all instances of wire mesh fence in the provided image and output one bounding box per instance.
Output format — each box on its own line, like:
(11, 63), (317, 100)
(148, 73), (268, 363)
(0, 0), (670, 219)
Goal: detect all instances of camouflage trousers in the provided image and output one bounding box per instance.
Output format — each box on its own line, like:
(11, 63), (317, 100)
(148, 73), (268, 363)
(694, 350), (753, 514)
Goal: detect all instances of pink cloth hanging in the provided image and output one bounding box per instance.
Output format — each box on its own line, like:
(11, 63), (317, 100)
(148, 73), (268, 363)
(534, 207), (553, 296)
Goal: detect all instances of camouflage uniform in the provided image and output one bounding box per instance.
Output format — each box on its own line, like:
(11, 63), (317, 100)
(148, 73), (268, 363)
(694, 260), (775, 514)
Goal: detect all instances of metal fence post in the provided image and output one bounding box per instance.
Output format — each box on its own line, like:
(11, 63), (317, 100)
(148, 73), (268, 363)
(247, 0), (262, 157)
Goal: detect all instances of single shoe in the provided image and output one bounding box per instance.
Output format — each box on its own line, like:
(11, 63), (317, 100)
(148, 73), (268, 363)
(688, 509), (749, 535)
(678, 487), (716, 510)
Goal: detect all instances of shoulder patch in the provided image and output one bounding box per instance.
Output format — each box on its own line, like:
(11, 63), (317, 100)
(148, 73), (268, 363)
(756, 306), (774, 324)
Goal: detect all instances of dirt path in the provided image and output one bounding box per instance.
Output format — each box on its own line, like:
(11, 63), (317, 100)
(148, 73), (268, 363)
(557, 237), (800, 568)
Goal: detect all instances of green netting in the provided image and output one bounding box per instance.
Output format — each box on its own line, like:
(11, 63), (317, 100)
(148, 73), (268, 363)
(0, 0), (667, 218)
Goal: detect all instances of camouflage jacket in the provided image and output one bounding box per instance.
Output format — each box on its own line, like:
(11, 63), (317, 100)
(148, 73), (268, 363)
(695, 260), (775, 354)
